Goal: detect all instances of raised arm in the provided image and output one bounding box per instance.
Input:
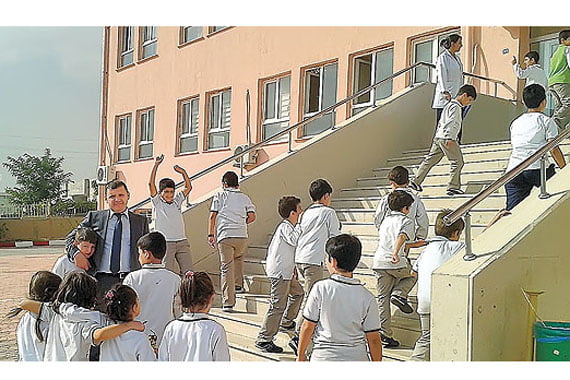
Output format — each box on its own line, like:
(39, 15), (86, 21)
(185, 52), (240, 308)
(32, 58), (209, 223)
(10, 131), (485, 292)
(149, 154), (164, 198)
(18, 299), (43, 314)
(66, 212), (92, 270)
(173, 165), (192, 197)
(93, 321), (145, 345)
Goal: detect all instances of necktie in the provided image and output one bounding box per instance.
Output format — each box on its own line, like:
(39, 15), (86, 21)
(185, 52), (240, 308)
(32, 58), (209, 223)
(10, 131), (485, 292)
(110, 213), (123, 274)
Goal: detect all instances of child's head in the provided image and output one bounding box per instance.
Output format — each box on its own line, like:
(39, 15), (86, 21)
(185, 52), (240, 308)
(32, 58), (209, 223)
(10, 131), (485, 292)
(104, 284), (140, 322)
(325, 234), (362, 274)
(309, 178), (333, 205)
(53, 271), (97, 312)
(28, 271), (62, 303)
(74, 227), (97, 259)
(388, 190), (414, 214)
(278, 196), (302, 221)
(456, 84), (477, 107)
(387, 166), (409, 187)
(523, 84), (547, 111)
(523, 51), (540, 66)
(158, 178), (176, 203)
(435, 209), (465, 240)
(137, 231), (167, 264)
(222, 171), (239, 188)
(179, 271), (215, 313)
(558, 30), (570, 45)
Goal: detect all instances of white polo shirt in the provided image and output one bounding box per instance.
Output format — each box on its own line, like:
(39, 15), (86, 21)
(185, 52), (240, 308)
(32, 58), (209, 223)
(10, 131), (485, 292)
(152, 192), (187, 242)
(506, 112), (559, 172)
(265, 219), (301, 280)
(513, 63), (548, 90)
(374, 188), (429, 240)
(17, 311), (49, 361)
(158, 312), (230, 361)
(100, 324), (157, 361)
(210, 188), (256, 243)
(373, 211), (413, 270)
(122, 263), (182, 346)
(303, 274), (381, 361)
(434, 99), (463, 141)
(412, 236), (465, 314)
(52, 254), (85, 279)
(294, 204), (342, 266)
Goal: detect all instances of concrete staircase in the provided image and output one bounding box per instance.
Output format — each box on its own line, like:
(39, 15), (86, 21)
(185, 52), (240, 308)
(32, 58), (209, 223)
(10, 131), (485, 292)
(207, 140), (570, 361)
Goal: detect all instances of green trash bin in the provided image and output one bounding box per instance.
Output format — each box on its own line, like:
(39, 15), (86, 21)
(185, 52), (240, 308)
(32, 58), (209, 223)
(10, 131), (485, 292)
(534, 321), (570, 361)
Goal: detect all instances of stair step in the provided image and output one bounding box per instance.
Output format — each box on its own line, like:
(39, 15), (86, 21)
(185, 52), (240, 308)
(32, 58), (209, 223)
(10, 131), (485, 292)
(340, 183), (506, 198)
(332, 194), (506, 210)
(336, 208), (499, 224)
(342, 222), (487, 238)
(359, 169), (505, 187)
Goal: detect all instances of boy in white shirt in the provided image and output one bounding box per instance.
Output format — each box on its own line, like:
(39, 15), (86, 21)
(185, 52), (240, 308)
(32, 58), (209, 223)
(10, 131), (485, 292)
(512, 51), (548, 90)
(411, 210), (465, 361)
(122, 231), (182, 346)
(255, 196), (304, 353)
(208, 171), (256, 312)
(52, 227), (97, 279)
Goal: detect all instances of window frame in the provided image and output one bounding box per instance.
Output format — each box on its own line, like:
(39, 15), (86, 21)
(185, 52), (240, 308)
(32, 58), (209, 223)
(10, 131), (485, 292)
(115, 113), (132, 164)
(136, 107), (155, 160)
(208, 26), (230, 35)
(206, 89), (232, 151)
(179, 26), (204, 46)
(139, 26), (158, 61)
(177, 96), (200, 155)
(411, 28), (461, 84)
(261, 75), (291, 141)
(117, 26), (134, 69)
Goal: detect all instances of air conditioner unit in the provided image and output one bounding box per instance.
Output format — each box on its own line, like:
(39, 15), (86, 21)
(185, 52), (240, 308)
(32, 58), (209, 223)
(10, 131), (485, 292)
(96, 165), (117, 185)
(232, 144), (258, 167)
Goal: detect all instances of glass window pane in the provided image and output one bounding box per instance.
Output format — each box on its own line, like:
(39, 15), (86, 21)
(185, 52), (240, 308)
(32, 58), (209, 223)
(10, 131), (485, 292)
(139, 143), (153, 158)
(354, 55), (372, 104)
(304, 112), (335, 136)
(141, 113), (148, 140)
(118, 147), (130, 162)
(126, 116), (131, 141)
(264, 82), (277, 120)
(184, 26), (203, 43)
(278, 76), (290, 120)
(143, 42), (157, 58)
(148, 110), (154, 140)
(221, 91), (231, 129)
(190, 98), (199, 134)
(322, 63), (338, 109)
(121, 51), (133, 67)
(211, 26), (227, 33)
(181, 103), (190, 134)
(180, 136), (198, 153)
(414, 41), (433, 83)
(210, 95), (220, 130)
(306, 69), (321, 113)
(208, 131), (229, 149)
(375, 48), (394, 100)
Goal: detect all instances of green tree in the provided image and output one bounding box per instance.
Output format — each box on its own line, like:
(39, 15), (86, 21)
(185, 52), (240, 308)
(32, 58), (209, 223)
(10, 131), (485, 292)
(2, 148), (73, 205)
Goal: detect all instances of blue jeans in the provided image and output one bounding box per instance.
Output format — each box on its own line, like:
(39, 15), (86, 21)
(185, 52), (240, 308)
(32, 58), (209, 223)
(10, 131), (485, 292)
(505, 165), (555, 211)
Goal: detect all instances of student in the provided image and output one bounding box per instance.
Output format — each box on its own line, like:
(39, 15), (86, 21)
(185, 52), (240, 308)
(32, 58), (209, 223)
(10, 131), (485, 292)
(548, 30), (570, 129)
(410, 84), (477, 196)
(149, 154), (193, 275)
(255, 196), (304, 353)
(372, 191), (426, 348)
(122, 231), (182, 346)
(208, 171), (256, 312)
(290, 179), (341, 353)
(411, 210), (465, 361)
(100, 284), (157, 361)
(52, 227), (97, 279)
(512, 51), (548, 90)
(18, 271), (145, 361)
(297, 234), (382, 361)
(159, 272), (230, 361)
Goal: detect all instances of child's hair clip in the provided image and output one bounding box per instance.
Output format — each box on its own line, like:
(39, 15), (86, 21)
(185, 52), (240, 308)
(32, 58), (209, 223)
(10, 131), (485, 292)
(105, 290), (115, 299)
(184, 270), (194, 278)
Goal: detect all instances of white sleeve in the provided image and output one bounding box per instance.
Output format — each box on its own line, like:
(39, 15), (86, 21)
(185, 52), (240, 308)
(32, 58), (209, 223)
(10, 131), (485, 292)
(302, 283), (322, 323)
(157, 326), (170, 361)
(281, 223), (301, 247)
(414, 198), (429, 240)
(399, 218), (413, 240)
(210, 193), (220, 212)
(545, 117), (559, 140)
(212, 325), (231, 361)
(438, 55), (452, 93)
(326, 209), (342, 238)
(512, 63), (529, 79)
(151, 194), (161, 206)
(363, 295), (381, 333)
(245, 195), (256, 214)
(566, 46), (570, 69)
(373, 197), (389, 230)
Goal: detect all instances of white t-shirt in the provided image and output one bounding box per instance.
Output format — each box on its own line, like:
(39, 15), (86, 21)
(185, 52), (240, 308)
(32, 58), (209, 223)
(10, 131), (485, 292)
(265, 219), (301, 280)
(374, 188), (429, 240)
(412, 236), (465, 314)
(122, 263), (182, 346)
(303, 274), (381, 361)
(210, 188), (256, 243)
(506, 112), (559, 172)
(158, 312), (230, 361)
(17, 311), (49, 361)
(100, 323), (157, 361)
(294, 204), (342, 266)
(152, 192), (187, 241)
(52, 254), (84, 279)
(513, 63), (548, 90)
(373, 211), (413, 270)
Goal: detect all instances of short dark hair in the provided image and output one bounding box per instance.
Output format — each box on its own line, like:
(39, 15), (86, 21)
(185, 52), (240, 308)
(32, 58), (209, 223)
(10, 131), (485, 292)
(435, 209), (465, 239)
(309, 179), (333, 202)
(458, 84), (477, 100)
(179, 271), (215, 311)
(53, 271), (97, 312)
(222, 171), (239, 187)
(159, 178), (175, 192)
(559, 30), (570, 43)
(522, 84), (546, 109)
(106, 179), (129, 194)
(74, 227), (98, 245)
(388, 166), (409, 186)
(137, 232), (167, 260)
(440, 34), (462, 49)
(524, 51), (540, 63)
(104, 284), (139, 322)
(278, 196), (301, 219)
(388, 190), (414, 212)
(326, 234), (362, 273)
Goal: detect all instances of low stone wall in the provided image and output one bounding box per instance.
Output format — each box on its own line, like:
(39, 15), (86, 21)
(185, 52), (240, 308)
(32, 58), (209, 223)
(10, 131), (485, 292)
(0, 216), (83, 242)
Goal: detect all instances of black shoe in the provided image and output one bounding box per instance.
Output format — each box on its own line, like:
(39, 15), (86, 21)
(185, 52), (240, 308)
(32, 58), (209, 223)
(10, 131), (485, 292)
(255, 341), (284, 353)
(221, 306), (234, 313)
(280, 321), (296, 331)
(380, 334), (400, 348)
(391, 295), (414, 314)
(288, 336), (299, 356)
(446, 188), (464, 196)
(409, 181), (423, 192)
(235, 285), (245, 294)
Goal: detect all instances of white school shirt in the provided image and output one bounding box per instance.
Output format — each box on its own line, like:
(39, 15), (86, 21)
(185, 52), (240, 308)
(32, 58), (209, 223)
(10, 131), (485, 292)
(412, 236), (465, 314)
(100, 323), (157, 361)
(17, 311), (49, 361)
(122, 263), (182, 345)
(432, 49), (464, 109)
(373, 211), (413, 270)
(265, 219), (301, 280)
(210, 188), (256, 243)
(158, 312), (230, 361)
(506, 112), (559, 172)
(40, 303), (105, 361)
(52, 254), (85, 279)
(294, 204), (342, 266)
(374, 188), (429, 240)
(152, 192), (187, 242)
(434, 99), (463, 141)
(303, 274), (381, 361)
(513, 63), (548, 90)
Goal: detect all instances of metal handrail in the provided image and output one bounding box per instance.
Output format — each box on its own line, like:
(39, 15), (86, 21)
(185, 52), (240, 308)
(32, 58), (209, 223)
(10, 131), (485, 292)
(129, 61), (515, 211)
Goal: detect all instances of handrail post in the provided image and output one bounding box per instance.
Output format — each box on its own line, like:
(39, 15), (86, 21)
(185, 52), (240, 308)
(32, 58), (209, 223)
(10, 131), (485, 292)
(463, 212), (477, 261)
(239, 155), (245, 179)
(494, 82), (498, 97)
(538, 155), (550, 199)
(288, 130), (293, 153)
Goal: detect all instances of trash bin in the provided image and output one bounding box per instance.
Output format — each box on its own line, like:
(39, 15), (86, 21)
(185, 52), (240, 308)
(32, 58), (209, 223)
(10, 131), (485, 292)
(534, 321), (570, 361)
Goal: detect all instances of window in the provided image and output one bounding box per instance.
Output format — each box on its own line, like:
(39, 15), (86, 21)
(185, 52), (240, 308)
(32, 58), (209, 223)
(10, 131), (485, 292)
(412, 29), (461, 83)
(137, 108), (154, 159)
(116, 115), (132, 163)
(531, 36), (559, 116)
(118, 26), (134, 68)
(209, 26), (228, 34)
(207, 90), (231, 150)
(352, 47), (394, 115)
(262, 75), (291, 140)
(302, 62), (338, 136)
(140, 26), (157, 60)
(179, 97), (199, 153)
(181, 26), (203, 44)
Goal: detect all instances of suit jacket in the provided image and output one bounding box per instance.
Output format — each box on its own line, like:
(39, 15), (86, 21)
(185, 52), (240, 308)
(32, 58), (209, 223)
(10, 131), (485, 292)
(65, 209), (149, 275)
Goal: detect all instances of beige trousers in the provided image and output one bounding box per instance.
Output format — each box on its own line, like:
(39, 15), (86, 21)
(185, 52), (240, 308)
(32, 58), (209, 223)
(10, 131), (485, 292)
(295, 263), (325, 333)
(550, 83), (570, 129)
(218, 237), (248, 308)
(164, 239), (193, 275)
(414, 138), (464, 190)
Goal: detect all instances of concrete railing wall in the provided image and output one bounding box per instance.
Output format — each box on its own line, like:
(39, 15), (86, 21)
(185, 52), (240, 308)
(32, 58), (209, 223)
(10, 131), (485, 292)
(1, 217), (84, 242)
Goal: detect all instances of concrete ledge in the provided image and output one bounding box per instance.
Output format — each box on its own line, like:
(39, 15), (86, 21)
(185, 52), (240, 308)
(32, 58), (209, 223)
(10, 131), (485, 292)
(15, 241), (33, 248)
(48, 240), (66, 247)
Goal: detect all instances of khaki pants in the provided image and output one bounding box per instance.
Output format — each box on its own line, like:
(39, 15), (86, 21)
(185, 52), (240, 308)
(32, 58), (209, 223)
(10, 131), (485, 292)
(295, 263), (325, 333)
(164, 239), (193, 275)
(550, 83), (570, 129)
(414, 138), (464, 190)
(256, 274), (304, 344)
(218, 237), (248, 308)
(411, 313), (430, 361)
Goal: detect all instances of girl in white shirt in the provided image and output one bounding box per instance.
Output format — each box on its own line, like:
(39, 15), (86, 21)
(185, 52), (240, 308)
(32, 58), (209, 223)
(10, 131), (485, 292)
(159, 271), (230, 361)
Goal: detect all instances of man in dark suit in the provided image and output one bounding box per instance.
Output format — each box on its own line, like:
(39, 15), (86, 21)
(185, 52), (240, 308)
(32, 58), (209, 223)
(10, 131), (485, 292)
(65, 179), (149, 306)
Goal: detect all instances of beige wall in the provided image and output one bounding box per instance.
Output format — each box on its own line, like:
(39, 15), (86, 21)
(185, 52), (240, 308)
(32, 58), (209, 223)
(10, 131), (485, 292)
(1, 217), (84, 241)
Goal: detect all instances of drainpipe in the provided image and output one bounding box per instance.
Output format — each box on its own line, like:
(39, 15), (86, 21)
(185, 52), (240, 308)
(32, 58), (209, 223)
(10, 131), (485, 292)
(98, 26), (111, 210)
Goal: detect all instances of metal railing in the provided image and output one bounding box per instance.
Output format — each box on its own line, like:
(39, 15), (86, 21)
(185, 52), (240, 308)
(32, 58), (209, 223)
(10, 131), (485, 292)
(130, 61), (516, 211)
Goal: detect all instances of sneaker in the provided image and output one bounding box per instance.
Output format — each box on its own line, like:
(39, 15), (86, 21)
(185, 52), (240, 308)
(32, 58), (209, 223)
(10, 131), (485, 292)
(255, 341), (284, 353)
(409, 181), (423, 192)
(235, 285), (245, 293)
(288, 336), (299, 356)
(280, 321), (296, 331)
(446, 188), (464, 196)
(391, 295), (414, 314)
(221, 306), (234, 313)
(380, 334), (400, 348)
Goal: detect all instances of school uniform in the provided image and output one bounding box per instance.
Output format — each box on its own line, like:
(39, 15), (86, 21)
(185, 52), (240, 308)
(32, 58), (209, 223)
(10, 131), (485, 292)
(374, 188), (429, 240)
(100, 323), (156, 361)
(122, 263), (182, 346)
(158, 312), (230, 361)
(302, 274), (380, 361)
(52, 254), (85, 279)
(17, 311), (49, 361)
(512, 63), (548, 90)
